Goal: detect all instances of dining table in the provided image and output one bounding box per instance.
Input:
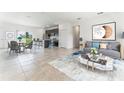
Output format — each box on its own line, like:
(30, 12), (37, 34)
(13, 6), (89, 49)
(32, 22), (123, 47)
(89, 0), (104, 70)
(18, 42), (25, 53)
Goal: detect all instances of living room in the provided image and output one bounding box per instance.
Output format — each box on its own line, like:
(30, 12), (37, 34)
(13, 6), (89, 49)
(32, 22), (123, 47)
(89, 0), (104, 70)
(1, 12), (124, 81)
(0, 12), (124, 81)
(1, 0), (124, 92)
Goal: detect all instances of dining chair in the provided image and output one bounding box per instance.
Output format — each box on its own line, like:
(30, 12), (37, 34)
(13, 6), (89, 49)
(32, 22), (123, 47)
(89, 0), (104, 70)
(7, 42), (11, 52)
(24, 41), (33, 52)
(9, 41), (19, 54)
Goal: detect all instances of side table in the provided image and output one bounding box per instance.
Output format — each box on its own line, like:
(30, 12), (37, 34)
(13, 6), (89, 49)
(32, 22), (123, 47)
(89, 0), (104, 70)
(120, 44), (124, 59)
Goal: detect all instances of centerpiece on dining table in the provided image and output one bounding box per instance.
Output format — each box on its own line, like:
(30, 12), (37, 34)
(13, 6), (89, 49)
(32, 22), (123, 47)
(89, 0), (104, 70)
(17, 35), (22, 42)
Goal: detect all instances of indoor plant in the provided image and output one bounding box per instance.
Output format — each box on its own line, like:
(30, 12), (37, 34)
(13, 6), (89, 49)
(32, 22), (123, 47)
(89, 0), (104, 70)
(17, 36), (22, 42)
(90, 48), (98, 58)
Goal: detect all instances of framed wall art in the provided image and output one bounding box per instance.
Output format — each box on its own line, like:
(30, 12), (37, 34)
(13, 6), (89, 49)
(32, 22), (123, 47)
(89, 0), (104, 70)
(6, 32), (15, 40)
(92, 22), (116, 41)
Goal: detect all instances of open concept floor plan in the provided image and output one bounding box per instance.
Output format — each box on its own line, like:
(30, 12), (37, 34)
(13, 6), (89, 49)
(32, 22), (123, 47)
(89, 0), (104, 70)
(0, 12), (124, 81)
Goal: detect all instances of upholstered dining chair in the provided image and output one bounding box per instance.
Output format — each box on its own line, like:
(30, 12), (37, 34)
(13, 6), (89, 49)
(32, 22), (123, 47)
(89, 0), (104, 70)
(7, 42), (11, 52)
(24, 41), (33, 52)
(9, 41), (19, 54)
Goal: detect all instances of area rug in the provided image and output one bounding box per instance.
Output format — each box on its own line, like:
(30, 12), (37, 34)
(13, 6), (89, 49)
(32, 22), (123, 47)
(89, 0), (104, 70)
(48, 55), (124, 81)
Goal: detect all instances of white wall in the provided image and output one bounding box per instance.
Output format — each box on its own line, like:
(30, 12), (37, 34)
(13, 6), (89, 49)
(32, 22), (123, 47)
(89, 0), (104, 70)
(59, 23), (73, 49)
(80, 13), (124, 42)
(0, 21), (43, 48)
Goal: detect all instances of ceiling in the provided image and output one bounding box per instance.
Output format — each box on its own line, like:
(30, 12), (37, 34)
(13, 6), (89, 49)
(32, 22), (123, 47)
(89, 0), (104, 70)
(0, 12), (118, 27)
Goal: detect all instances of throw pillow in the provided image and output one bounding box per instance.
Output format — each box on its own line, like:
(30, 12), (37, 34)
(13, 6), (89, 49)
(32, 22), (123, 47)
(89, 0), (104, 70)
(100, 43), (107, 49)
(92, 42), (100, 49)
(85, 41), (92, 48)
(107, 44), (112, 49)
(109, 42), (120, 51)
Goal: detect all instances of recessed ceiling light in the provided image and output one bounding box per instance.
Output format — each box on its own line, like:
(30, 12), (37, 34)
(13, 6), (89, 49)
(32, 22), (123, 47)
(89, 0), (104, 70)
(76, 17), (82, 20)
(26, 16), (31, 18)
(97, 12), (104, 15)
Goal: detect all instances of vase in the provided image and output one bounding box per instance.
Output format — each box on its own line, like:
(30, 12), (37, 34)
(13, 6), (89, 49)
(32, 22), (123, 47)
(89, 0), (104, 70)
(19, 39), (21, 42)
(92, 54), (96, 59)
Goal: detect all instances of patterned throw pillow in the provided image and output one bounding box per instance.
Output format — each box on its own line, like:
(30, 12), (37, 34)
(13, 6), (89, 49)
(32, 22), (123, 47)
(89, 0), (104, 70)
(100, 43), (107, 49)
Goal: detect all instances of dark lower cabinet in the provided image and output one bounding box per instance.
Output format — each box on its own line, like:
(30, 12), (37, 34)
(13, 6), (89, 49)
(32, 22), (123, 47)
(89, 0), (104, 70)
(44, 40), (51, 48)
(44, 40), (58, 48)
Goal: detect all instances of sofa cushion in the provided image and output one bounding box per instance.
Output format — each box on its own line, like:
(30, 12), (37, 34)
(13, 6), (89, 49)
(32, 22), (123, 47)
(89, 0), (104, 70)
(92, 42), (100, 48)
(82, 48), (91, 53)
(85, 41), (92, 48)
(108, 42), (120, 52)
(99, 49), (120, 59)
(107, 43), (112, 49)
(100, 43), (107, 49)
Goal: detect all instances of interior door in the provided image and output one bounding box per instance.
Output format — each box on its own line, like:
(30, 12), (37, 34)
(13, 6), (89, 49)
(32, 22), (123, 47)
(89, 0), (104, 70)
(73, 25), (80, 49)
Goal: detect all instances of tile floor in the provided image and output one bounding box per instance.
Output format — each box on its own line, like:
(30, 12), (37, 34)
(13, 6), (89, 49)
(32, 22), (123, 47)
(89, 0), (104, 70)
(0, 47), (75, 81)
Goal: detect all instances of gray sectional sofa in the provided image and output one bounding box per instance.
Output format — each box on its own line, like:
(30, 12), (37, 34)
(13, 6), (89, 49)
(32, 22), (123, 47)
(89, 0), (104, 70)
(81, 41), (123, 59)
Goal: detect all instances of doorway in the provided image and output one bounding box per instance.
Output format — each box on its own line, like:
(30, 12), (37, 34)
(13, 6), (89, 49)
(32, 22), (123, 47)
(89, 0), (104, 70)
(73, 25), (80, 49)
(44, 28), (59, 48)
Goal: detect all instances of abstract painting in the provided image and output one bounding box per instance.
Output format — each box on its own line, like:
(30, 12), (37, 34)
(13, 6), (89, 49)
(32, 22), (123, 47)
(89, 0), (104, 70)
(92, 22), (116, 40)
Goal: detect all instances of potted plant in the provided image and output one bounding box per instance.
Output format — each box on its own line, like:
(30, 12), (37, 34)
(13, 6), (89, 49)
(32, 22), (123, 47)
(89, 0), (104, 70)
(17, 36), (22, 42)
(90, 48), (98, 58)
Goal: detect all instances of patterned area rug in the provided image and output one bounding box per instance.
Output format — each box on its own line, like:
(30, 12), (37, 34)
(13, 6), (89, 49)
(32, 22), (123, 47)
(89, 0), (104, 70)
(48, 55), (124, 81)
